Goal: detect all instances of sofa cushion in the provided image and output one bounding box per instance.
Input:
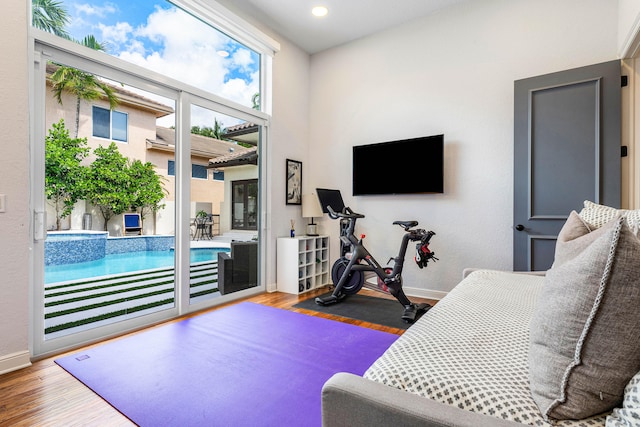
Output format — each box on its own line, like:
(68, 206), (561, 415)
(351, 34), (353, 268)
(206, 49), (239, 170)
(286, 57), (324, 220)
(578, 200), (640, 235)
(606, 371), (640, 427)
(529, 214), (640, 421)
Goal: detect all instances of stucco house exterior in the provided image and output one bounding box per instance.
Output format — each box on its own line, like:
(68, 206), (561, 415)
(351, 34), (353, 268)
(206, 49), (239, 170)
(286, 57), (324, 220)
(44, 63), (250, 236)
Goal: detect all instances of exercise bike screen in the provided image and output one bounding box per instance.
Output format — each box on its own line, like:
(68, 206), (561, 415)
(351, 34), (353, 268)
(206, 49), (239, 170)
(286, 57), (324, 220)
(316, 188), (346, 213)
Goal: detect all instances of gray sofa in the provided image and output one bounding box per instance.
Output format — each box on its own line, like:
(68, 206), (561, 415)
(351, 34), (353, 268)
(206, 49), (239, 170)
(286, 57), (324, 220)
(321, 269), (617, 427)
(322, 270), (560, 427)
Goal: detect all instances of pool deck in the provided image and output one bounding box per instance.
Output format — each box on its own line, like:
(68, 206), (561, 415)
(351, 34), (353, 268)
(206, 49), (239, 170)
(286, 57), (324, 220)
(190, 240), (231, 249)
(44, 260), (220, 340)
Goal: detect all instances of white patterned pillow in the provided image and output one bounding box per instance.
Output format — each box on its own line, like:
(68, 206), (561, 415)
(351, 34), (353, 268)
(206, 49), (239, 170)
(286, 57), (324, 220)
(606, 371), (640, 427)
(579, 201), (640, 235)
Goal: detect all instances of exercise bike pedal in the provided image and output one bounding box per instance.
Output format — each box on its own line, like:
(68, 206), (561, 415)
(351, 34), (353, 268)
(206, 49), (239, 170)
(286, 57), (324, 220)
(315, 293), (346, 306)
(401, 303), (432, 323)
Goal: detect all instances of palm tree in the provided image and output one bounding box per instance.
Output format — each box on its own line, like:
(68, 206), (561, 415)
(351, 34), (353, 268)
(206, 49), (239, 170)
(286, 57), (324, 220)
(31, 0), (70, 39)
(212, 118), (226, 140)
(32, 1), (119, 138)
(50, 36), (119, 138)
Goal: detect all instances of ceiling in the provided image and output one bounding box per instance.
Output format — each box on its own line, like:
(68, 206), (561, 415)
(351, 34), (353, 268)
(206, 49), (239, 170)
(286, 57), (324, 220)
(216, 0), (468, 54)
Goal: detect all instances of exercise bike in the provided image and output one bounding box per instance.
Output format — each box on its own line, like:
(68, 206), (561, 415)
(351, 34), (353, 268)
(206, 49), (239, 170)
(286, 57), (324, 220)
(315, 203), (438, 323)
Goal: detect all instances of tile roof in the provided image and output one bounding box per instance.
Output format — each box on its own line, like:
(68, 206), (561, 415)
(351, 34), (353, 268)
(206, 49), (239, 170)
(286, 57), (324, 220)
(148, 127), (251, 159)
(208, 146), (258, 168)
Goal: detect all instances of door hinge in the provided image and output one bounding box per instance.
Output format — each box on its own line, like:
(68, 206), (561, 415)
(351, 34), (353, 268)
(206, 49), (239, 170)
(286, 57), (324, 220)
(622, 146), (628, 157)
(622, 75), (629, 87)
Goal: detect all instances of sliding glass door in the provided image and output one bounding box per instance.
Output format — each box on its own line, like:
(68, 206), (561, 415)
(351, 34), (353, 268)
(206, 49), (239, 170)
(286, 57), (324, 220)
(42, 61), (178, 342)
(31, 48), (269, 358)
(186, 102), (261, 307)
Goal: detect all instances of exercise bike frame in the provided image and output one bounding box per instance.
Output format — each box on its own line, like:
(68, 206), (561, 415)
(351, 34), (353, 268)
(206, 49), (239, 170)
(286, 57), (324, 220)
(315, 206), (435, 322)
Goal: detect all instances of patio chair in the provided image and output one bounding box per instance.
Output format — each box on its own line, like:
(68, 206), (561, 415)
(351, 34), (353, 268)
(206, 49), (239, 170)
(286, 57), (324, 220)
(194, 216), (210, 240)
(217, 241), (258, 295)
(123, 213), (142, 236)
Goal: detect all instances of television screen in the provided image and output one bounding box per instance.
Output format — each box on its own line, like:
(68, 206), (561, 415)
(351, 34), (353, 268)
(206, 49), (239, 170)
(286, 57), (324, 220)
(352, 135), (444, 195)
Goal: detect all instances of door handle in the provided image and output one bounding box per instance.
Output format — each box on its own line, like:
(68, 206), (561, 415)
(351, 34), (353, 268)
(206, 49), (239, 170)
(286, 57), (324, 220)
(515, 224), (525, 231)
(34, 210), (46, 241)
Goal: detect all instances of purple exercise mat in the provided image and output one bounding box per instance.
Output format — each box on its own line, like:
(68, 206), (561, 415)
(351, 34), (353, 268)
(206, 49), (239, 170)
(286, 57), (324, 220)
(55, 302), (398, 426)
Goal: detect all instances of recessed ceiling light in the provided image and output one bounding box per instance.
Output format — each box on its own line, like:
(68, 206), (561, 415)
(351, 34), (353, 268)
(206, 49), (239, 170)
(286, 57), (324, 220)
(217, 50), (229, 58)
(312, 6), (328, 17)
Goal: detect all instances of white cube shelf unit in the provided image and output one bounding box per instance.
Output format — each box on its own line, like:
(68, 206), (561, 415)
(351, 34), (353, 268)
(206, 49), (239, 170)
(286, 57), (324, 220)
(277, 235), (330, 294)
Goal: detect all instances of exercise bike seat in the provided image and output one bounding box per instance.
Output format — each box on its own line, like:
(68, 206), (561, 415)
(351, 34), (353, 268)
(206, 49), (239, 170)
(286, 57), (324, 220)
(393, 220), (418, 230)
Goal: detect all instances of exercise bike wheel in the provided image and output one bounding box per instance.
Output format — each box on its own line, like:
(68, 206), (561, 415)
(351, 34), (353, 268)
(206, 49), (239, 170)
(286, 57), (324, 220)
(331, 257), (364, 295)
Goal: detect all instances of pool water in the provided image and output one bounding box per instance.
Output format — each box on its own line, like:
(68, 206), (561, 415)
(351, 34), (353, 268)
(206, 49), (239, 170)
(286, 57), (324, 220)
(45, 248), (229, 284)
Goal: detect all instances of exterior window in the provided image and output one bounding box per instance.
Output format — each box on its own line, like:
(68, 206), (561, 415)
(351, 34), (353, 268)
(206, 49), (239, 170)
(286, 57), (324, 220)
(232, 179), (258, 230)
(92, 106), (128, 142)
(192, 164), (208, 180)
(213, 171), (224, 181)
(167, 161), (209, 179)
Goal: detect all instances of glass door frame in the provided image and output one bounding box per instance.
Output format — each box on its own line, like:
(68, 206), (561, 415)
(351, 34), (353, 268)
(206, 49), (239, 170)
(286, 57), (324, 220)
(30, 31), (270, 358)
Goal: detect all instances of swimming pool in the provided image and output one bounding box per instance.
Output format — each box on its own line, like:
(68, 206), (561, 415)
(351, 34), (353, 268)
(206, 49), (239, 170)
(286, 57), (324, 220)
(45, 248), (229, 284)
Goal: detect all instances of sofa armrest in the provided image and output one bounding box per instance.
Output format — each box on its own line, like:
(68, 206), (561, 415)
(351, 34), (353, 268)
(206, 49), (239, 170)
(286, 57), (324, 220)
(322, 373), (521, 427)
(462, 268), (547, 279)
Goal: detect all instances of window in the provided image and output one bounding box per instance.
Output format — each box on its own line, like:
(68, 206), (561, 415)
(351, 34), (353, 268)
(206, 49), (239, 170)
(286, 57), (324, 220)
(192, 164), (208, 180)
(213, 171), (224, 181)
(35, 0), (276, 110)
(92, 106), (128, 142)
(232, 180), (258, 230)
(168, 161), (210, 179)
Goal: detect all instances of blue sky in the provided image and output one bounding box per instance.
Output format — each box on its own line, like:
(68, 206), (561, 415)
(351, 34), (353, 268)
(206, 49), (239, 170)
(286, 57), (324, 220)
(60, 0), (260, 112)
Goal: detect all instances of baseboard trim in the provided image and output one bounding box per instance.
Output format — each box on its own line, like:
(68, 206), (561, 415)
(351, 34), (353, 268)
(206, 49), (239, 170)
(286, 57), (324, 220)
(404, 286), (447, 301)
(0, 350), (32, 375)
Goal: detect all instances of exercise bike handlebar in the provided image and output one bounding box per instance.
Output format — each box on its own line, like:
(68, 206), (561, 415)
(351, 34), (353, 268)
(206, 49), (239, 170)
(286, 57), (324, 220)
(326, 205), (365, 220)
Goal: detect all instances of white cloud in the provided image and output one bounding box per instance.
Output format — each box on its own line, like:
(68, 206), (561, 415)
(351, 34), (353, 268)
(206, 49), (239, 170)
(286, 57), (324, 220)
(99, 21), (133, 44)
(220, 76), (259, 108)
(74, 2), (117, 18)
(231, 49), (253, 72)
(118, 6), (236, 100)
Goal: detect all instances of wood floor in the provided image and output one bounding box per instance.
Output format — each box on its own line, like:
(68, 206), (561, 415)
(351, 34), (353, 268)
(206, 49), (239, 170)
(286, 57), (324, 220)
(0, 287), (436, 426)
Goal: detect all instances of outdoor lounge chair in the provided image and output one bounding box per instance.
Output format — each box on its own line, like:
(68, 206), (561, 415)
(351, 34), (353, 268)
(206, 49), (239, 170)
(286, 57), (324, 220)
(217, 241), (258, 295)
(123, 213), (142, 236)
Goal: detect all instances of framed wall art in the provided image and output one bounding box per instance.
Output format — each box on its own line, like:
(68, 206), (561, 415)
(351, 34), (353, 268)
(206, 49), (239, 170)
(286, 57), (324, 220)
(286, 159), (302, 205)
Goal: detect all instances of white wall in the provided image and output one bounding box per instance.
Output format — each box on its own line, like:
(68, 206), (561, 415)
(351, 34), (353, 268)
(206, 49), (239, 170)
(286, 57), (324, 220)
(263, 40), (310, 291)
(0, 0), (31, 372)
(618, 0), (640, 56)
(308, 0), (620, 297)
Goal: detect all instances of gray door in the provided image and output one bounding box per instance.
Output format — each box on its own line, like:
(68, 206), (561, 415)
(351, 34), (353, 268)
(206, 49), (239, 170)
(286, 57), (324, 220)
(513, 60), (621, 271)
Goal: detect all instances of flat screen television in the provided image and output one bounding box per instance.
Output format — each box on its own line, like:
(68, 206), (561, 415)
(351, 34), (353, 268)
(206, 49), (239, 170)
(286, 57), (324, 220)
(352, 134), (444, 195)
